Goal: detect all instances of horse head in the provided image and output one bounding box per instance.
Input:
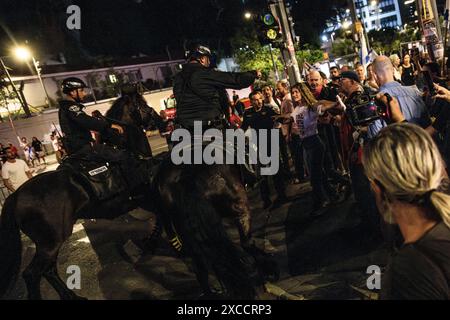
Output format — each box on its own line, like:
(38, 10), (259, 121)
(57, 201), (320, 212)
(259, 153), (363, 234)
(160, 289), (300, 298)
(105, 91), (159, 158)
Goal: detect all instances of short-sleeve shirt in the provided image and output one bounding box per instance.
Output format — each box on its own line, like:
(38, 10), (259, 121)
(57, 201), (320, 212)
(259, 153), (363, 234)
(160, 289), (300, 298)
(2, 159), (30, 190)
(381, 222), (450, 300)
(290, 105), (323, 139)
(280, 94), (296, 136)
(368, 81), (431, 138)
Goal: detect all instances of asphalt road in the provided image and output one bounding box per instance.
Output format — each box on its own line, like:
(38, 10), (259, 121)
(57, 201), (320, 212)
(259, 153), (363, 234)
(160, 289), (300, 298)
(5, 134), (392, 300)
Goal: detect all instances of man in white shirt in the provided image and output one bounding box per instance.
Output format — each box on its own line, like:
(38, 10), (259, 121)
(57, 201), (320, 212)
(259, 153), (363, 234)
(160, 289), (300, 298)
(2, 149), (33, 192)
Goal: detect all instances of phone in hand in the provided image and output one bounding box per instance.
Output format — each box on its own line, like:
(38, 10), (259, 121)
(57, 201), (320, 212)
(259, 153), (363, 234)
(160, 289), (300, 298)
(422, 70), (436, 96)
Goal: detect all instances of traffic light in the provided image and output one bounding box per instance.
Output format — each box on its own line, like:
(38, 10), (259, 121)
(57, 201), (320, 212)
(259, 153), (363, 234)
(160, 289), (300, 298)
(256, 12), (283, 46)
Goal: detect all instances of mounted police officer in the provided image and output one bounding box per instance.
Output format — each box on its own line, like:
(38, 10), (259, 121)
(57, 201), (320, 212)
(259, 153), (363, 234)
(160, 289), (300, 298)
(173, 45), (262, 131)
(58, 77), (125, 155)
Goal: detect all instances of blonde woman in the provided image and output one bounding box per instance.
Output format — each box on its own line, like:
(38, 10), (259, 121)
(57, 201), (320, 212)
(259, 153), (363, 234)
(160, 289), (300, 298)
(389, 54), (402, 83)
(363, 123), (450, 300)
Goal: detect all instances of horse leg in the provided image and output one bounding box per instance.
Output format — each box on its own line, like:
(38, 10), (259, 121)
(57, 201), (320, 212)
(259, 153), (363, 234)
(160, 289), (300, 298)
(43, 261), (86, 300)
(190, 253), (216, 298)
(22, 248), (55, 300)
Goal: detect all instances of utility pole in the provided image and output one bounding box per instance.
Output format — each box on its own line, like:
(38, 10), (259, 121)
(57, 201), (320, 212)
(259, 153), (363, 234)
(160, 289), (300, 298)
(32, 57), (52, 108)
(0, 58), (32, 117)
(269, 0), (302, 84)
(268, 44), (280, 81)
(416, 0), (444, 62)
(348, 0), (371, 67)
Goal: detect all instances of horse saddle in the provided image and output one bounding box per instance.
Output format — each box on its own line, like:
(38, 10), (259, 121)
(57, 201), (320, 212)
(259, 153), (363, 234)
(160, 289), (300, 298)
(59, 155), (127, 201)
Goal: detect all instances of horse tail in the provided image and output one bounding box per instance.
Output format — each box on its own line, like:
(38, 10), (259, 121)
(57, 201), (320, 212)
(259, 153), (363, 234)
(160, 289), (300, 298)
(0, 194), (22, 297)
(172, 179), (258, 299)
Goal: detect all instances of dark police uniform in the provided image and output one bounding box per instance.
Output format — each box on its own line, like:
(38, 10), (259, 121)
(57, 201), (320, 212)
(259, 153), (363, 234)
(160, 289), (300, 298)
(173, 63), (257, 130)
(58, 99), (111, 154)
(241, 105), (286, 206)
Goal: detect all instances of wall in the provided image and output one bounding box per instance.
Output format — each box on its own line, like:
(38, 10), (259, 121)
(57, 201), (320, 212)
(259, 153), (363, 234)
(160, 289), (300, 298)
(12, 60), (182, 107)
(0, 88), (173, 153)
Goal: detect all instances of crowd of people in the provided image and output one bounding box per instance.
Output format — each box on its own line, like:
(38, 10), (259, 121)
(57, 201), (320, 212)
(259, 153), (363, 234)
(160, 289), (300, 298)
(1, 43), (448, 299)
(223, 53), (450, 299)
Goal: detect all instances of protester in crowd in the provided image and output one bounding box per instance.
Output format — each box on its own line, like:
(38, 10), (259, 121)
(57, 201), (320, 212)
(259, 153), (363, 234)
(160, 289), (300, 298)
(228, 105), (242, 129)
(355, 63), (366, 84)
(262, 84), (290, 177)
(277, 79), (305, 183)
(389, 54), (402, 83)
(425, 84), (450, 171)
(307, 70), (349, 191)
(329, 66), (340, 79)
(2, 148), (33, 193)
(8, 142), (19, 158)
(262, 85), (281, 114)
(365, 63), (379, 91)
(328, 66), (341, 91)
(363, 123), (450, 300)
(319, 71), (329, 86)
(0, 143), (6, 163)
(232, 90), (239, 105)
(20, 137), (36, 168)
(401, 54), (416, 86)
(370, 55), (431, 138)
(288, 83), (343, 213)
(50, 133), (64, 164)
(31, 136), (46, 165)
(242, 90), (287, 209)
(422, 62), (448, 88)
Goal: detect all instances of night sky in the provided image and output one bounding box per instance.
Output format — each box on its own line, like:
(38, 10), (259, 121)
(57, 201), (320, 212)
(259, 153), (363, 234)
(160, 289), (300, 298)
(2, 0), (442, 66)
(0, 0), (250, 63)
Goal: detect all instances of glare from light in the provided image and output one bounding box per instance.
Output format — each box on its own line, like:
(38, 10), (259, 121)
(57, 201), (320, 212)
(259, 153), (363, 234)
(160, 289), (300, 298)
(342, 20), (351, 29)
(244, 12), (252, 19)
(14, 46), (32, 61)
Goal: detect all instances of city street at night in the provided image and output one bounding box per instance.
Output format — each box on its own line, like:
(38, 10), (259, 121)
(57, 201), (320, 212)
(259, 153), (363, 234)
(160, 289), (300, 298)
(0, 0), (449, 306)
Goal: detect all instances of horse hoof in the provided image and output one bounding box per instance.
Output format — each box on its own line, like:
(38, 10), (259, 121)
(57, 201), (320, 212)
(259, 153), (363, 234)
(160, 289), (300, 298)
(71, 294), (88, 301)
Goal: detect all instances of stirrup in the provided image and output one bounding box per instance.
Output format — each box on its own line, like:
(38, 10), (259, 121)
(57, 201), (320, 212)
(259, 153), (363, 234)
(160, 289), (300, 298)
(170, 235), (183, 252)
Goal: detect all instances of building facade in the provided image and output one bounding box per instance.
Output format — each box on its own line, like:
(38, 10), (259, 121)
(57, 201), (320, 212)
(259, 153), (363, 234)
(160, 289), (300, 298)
(355, 0), (403, 31)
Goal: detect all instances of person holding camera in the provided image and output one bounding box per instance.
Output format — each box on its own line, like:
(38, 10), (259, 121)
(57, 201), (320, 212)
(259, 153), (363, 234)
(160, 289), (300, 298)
(369, 56), (431, 138)
(339, 70), (405, 238)
(363, 123), (450, 300)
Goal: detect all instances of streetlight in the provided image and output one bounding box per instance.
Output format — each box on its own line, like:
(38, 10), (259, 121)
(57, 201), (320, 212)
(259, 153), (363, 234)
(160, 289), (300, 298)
(342, 20), (351, 29)
(244, 12), (252, 20)
(0, 57), (31, 118)
(13, 46), (52, 108)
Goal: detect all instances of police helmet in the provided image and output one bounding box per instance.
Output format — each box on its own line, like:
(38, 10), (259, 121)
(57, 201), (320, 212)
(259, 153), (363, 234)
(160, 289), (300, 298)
(61, 77), (88, 94)
(186, 45), (212, 61)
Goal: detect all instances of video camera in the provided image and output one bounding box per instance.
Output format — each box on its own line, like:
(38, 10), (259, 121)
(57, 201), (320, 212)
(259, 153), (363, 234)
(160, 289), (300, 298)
(345, 92), (391, 127)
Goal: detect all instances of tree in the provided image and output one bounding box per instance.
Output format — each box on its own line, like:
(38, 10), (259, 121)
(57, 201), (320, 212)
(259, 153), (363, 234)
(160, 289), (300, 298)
(331, 38), (355, 57)
(295, 44), (326, 70)
(367, 26), (421, 56)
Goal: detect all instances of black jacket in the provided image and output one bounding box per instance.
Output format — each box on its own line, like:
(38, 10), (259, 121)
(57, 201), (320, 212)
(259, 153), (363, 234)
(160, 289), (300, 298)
(58, 99), (110, 154)
(173, 63), (257, 128)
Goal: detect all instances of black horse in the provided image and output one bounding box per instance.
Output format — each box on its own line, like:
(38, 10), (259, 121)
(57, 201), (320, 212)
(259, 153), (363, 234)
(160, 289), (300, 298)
(0, 93), (162, 300)
(0, 92), (272, 300)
